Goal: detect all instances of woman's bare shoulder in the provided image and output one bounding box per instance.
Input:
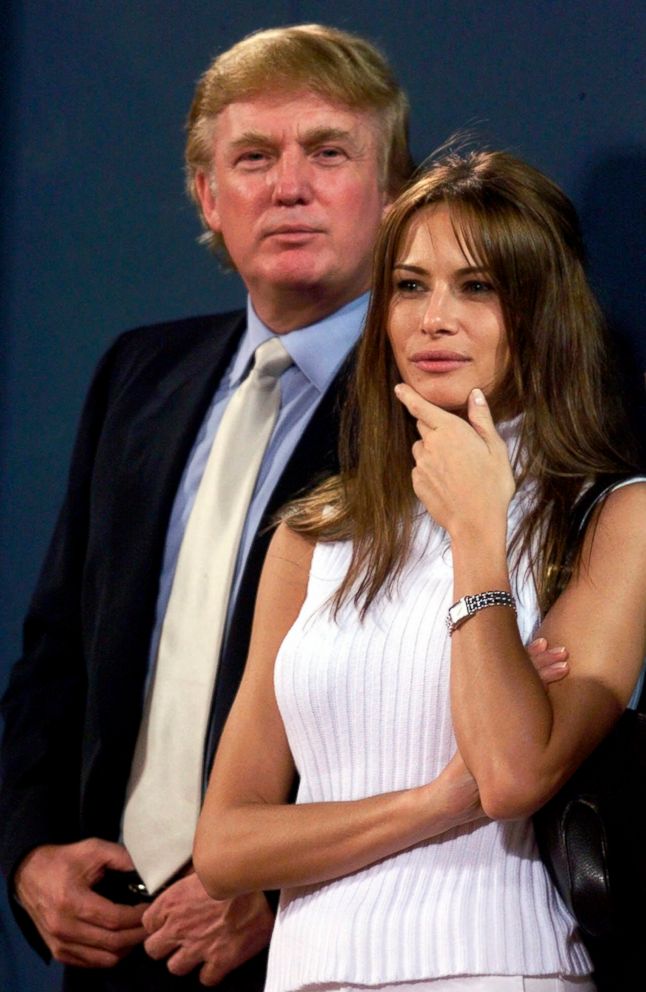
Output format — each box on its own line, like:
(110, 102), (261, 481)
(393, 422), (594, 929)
(586, 479), (646, 552)
(265, 520), (316, 575)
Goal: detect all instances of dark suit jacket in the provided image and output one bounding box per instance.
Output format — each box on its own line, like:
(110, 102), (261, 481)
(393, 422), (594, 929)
(0, 310), (349, 935)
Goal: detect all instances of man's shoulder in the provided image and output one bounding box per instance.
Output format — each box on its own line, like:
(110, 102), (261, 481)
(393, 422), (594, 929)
(97, 309), (246, 385)
(116, 309), (246, 355)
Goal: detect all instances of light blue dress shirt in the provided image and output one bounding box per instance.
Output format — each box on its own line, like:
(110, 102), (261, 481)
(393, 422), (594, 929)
(146, 292), (369, 683)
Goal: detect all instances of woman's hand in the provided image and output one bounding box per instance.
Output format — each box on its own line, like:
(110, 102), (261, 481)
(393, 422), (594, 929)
(394, 383), (515, 540)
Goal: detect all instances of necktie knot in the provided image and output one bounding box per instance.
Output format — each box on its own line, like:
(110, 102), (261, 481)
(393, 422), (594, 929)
(251, 337), (293, 387)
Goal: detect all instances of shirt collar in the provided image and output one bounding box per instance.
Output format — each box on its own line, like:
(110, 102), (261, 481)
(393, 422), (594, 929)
(230, 292), (369, 393)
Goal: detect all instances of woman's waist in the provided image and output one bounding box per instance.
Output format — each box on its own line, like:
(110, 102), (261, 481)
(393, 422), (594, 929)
(273, 827), (589, 982)
(280, 816), (547, 918)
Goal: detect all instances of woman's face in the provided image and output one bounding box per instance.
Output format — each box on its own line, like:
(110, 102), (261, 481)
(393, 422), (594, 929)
(387, 204), (510, 415)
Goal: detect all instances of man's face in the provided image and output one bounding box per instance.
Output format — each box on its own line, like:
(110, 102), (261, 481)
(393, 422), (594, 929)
(196, 90), (389, 326)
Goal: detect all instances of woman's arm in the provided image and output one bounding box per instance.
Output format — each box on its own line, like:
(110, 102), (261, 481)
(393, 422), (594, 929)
(396, 384), (646, 821)
(193, 522), (484, 900)
(452, 481), (646, 819)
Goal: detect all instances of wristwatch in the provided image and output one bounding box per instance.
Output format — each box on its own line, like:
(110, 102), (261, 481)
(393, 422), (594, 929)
(446, 590), (516, 635)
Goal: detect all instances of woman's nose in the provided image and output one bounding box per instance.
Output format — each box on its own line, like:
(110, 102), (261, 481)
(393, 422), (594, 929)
(421, 286), (458, 335)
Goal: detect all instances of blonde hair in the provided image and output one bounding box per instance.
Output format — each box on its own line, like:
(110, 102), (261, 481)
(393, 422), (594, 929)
(286, 150), (639, 616)
(185, 23), (413, 258)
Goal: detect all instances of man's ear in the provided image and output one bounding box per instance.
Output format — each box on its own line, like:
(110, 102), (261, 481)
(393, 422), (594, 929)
(195, 171), (221, 232)
(381, 194), (394, 219)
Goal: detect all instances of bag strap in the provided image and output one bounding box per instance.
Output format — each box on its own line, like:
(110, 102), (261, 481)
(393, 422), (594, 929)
(563, 473), (646, 569)
(564, 473), (646, 713)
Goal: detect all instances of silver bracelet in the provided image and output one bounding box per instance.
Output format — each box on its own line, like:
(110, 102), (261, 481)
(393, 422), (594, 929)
(446, 590), (516, 635)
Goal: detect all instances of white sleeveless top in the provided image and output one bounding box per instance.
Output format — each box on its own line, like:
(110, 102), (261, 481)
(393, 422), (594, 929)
(265, 443), (609, 991)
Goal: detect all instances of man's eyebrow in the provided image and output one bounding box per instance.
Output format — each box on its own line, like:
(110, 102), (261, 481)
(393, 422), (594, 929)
(228, 130), (275, 150)
(299, 126), (357, 146)
(228, 126), (359, 151)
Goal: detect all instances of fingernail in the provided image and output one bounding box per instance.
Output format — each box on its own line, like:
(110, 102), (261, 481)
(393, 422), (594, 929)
(394, 384), (403, 396)
(547, 646), (566, 656)
(550, 661), (569, 671)
(529, 637), (546, 649)
(472, 388), (486, 406)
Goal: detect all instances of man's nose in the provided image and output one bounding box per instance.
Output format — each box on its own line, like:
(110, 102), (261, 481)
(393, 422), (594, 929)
(271, 151), (312, 205)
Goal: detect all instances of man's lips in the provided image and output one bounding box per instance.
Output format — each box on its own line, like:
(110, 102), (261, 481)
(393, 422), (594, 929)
(410, 350), (472, 373)
(262, 224), (323, 239)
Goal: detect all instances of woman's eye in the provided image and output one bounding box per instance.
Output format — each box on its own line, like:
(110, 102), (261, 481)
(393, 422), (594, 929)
(395, 279), (423, 294)
(463, 279), (495, 295)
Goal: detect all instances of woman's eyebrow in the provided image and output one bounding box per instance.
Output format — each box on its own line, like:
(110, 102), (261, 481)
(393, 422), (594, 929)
(393, 262), (489, 276)
(393, 262), (428, 274)
(454, 265), (490, 276)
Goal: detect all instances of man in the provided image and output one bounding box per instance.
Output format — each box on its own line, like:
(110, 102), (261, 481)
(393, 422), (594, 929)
(0, 24), (414, 992)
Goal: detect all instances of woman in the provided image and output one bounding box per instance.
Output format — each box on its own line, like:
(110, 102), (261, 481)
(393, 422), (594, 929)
(194, 151), (646, 991)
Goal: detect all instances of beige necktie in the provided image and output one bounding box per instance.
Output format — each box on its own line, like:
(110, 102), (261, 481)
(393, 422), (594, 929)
(123, 336), (293, 893)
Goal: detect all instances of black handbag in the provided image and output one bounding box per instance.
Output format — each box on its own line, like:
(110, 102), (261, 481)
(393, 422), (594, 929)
(533, 476), (646, 943)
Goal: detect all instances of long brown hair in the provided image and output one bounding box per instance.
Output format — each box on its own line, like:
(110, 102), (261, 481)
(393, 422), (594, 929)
(286, 150), (639, 616)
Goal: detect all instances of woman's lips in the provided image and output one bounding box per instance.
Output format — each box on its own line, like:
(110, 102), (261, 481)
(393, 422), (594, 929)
(410, 351), (471, 373)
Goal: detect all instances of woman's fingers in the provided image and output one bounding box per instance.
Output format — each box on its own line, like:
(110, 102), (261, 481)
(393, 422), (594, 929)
(467, 387), (497, 440)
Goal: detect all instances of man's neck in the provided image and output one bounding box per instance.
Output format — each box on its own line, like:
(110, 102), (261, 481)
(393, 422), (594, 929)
(249, 283), (369, 334)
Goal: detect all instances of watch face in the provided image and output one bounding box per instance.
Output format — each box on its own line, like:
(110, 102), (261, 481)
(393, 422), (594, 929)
(453, 598), (469, 620)
(449, 598), (470, 627)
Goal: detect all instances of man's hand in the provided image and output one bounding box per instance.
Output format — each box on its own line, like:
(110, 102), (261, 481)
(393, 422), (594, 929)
(528, 637), (569, 685)
(142, 870), (273, 986)
(14, 839), (147, 967)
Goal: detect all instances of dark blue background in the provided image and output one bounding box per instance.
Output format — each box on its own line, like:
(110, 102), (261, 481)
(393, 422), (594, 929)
(1, 1), (643, 987)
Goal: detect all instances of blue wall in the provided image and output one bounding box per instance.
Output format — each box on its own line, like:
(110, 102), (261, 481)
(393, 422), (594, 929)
(1, 1), (644, 987)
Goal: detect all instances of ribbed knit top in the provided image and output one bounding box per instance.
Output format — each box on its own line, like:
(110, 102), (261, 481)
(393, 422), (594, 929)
(266, 426), (592, 991)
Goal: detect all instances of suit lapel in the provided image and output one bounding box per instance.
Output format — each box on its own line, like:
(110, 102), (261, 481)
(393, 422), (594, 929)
(109, 312), (246, 560)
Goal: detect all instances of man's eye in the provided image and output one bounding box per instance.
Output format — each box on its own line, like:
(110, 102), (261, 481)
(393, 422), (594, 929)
(235, 151), (270, 167)
(314, 147), (347, 162)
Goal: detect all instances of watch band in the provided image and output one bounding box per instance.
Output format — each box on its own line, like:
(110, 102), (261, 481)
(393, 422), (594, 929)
(446, 590), (516, 635)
